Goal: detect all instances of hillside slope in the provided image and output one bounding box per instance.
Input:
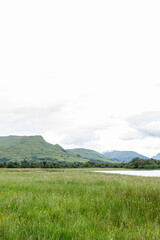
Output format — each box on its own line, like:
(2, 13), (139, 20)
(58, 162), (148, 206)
(103, 150), (149, 162)
(67, 148), (119, 163)
(0, 136), (117, 163)
(0, 136), (86, 163)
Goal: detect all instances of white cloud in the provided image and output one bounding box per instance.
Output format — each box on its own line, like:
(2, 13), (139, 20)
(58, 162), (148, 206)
(127, 112), (160, 138)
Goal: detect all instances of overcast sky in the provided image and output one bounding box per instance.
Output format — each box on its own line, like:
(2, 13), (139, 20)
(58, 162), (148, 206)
(0, 0), (160, 157)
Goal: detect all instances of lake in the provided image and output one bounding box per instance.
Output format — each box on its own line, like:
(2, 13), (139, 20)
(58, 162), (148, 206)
(93, 170), (160, 177)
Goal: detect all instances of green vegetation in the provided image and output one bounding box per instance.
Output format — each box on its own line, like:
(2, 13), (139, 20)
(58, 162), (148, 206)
(126, 157), (160, 169)
(67, 148), (118, 163)
(0, 160), (124, 168)
(103, 150), (149, 162)
(0, 136), (115, 163)
(0, 168), (160, 239)
(0, 158), (159, 169)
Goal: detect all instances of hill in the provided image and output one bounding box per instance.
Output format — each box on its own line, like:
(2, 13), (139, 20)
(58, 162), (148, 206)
(152, 153), (160, 160)
(0, 135), (116, 163)
(0, 135), (88, 163)
(67, 148), (118, 163)
(103, 150), (149, 162)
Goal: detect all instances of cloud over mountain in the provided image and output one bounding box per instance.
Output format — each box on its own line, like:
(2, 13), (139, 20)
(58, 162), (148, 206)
(128, 112), (160, 138)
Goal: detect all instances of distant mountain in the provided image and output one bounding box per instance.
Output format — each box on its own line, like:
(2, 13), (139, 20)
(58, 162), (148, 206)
(67, 148), (119, 163)
(152, 153), (160, 160)
(103, 150), (149, 162)
(0, 135), (117, 164)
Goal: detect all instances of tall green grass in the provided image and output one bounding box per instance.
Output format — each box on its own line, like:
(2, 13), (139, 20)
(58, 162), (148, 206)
(0, 168), (160, 239)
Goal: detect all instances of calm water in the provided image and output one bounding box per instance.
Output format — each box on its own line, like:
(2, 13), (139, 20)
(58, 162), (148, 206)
(93, 170), (160, 177)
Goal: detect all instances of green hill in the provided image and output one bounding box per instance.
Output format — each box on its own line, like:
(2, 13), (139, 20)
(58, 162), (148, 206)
(0, 135), (87, 163)
(67, 148), (118, 163)
(103, 150), (149, 162)
(0, 135), (117, 164)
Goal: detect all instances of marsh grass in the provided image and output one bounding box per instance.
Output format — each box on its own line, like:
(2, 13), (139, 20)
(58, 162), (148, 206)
(0, 168), (160, 239)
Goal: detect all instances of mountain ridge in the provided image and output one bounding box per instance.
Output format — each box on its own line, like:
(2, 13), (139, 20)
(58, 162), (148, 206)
(0, 135), (115, 163)
(103, 150), (149, 162)
(67, 148), (119, 163)
(153, 153), (160, 160)
(0, 135), (158, 163)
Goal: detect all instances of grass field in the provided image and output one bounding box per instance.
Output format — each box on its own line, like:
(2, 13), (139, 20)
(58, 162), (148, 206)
(0, 168), (160, 240)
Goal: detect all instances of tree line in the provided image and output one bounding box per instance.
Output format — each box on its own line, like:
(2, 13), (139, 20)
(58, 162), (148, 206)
(0, 158), (160, 169)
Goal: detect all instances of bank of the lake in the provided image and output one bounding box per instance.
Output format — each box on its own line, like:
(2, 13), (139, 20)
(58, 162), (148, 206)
(0, 168), (160, 239)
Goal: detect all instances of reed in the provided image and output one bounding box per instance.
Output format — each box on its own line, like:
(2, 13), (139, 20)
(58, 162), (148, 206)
(0, 168), (160, 239)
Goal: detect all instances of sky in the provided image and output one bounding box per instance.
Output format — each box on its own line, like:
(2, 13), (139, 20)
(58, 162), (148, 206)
(0, 0), (160, 157)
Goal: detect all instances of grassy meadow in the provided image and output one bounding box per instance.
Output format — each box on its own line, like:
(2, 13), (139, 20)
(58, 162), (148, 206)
(0, 168), (160, 240)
